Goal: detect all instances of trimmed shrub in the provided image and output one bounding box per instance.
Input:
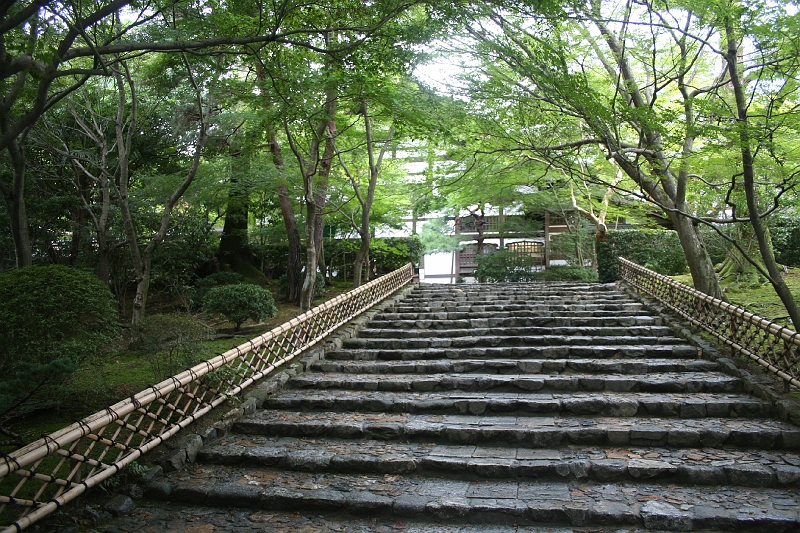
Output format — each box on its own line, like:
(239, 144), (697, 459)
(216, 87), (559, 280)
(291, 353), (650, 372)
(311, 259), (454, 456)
(474, 250), (541, 282)
(597, 229), (688, 282)
(185, 271), (245, 309)
(0, 265), (119, 418)
(134, 314), (215, 380)
(533, 265), (598, 282)
(203, 284), (277, 330)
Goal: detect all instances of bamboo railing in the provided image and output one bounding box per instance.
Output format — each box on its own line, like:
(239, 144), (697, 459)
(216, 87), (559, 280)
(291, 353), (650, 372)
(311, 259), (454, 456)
(0, 263), (414, 532)
(618, 257), (800, 389)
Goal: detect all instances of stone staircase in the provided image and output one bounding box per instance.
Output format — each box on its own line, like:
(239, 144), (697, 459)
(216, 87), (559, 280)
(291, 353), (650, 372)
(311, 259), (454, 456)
(150, 282), (800, 532)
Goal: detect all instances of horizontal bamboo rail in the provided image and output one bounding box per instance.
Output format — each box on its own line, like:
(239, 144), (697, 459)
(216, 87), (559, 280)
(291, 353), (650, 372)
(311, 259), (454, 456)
(618, 257), (800, 389)
(0, 263), (414, 532)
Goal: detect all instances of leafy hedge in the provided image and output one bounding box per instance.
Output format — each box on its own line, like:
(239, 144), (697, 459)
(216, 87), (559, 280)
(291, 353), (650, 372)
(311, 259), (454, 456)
(0, 265), (119, 418)
(203, 284), (277, 330)
(473, 250), (540, 282)
(474, 251), (598, 283)
(597, 229), (688, 282)
(325, 236), (423, 278)
(770, 217), (800, 267)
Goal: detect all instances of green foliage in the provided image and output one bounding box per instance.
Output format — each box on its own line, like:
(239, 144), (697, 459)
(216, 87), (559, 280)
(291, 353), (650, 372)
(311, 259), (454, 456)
(473, 250), (541, 282)
(770, 217), (800, 267)
(597, 229), (688, 282)
(133, 314), (215, 381)
(278, 272), (325, 300)
(474, 250), (599, 283)
(369, 236), (423, 272)
(203, 284), (277, 330)
(534, 265), (598, 282)
(99, 461), (150, 493)
(419, 217), (461, 254)
(0, 265), (119, 418)
(325, 237), (423, 280)
(185, 271), (244, 309)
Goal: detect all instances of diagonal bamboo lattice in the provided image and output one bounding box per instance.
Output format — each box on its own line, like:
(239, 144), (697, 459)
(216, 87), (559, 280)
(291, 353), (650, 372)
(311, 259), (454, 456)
(618, 257), (800, 389)
(0, 263), (414, 532)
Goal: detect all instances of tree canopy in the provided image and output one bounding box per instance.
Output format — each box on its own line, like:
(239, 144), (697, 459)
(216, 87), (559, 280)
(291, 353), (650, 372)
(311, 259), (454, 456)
(0, 0), (798, 328)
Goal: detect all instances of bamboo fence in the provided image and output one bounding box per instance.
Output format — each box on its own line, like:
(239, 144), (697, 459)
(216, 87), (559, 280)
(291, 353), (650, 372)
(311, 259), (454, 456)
(618, 257), (800, 388)
(0, 263), (414, 532)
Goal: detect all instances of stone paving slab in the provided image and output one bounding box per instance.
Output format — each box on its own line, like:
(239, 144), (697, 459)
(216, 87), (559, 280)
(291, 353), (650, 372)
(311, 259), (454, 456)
(325, 345), (697, 361)
(198, 436), (800, 488)
(342, 335), (688, 349)
(358, 325), (678, 338)
(367, 316), (663, 330)
(311, 358), (721, 375)
(287, 371), (740, 394)
(151, 465), (800, 532)
(233, 411), (800, 450)
(263, 390), (770, 418)
(100, 503), (625, 533)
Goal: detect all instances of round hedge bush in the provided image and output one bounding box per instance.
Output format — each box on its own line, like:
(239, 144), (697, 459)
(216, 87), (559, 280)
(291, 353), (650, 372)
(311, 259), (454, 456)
(0, 265), (119, 416)
(203, 283), (277, 330)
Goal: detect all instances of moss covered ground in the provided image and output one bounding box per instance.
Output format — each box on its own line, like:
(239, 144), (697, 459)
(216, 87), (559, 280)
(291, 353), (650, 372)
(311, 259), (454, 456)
(673, 267), (800, 328)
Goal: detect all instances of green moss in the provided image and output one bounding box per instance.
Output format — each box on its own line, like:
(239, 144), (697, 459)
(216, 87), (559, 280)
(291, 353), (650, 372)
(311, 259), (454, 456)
(670, 268), (800, 328)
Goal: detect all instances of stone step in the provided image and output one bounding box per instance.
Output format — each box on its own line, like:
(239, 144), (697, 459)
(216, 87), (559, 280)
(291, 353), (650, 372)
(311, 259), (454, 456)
(198, 436), (800, 488)
(311, 357), (720, 375)
(288, 371), (741, 394)
(233, 411), (800, 451)
(324, 344), (698, 361)
(162, 465), (800, 531)
(264, 390), (770, 418)
(406, 286), (619, 297)
(367, 315), (662, 329)
(385, 305), (644, 316)
(342, 335), (687, 350)
(359, 325), (678, 339)
(386, 300), (643, 314)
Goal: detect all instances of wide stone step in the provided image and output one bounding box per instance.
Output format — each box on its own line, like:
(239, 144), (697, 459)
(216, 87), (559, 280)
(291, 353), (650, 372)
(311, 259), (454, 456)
(388, 301), (643, 312)
(325, 344), (698, 361)
(288, 371), (741, 394)
(342, 334), (687, 350)
(233, 411), (800, 450)
(358, 325), (678, 339)
(384, 307), (644, 318)
(367, 315), (661, 329)
(311, 357), (720, 375)
(163, 465), (800, 531)
(264, 390), (769, 418)
(198, 436), (800, 488)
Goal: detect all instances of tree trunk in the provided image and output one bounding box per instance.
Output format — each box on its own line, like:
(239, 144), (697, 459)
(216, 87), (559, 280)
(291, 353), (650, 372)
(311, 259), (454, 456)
(218, 155), (252, 270)
(670, 213), (723, 299)
(271, 131), (303, 303)
(725, 20), (800, 331)
(353, 235), (370, 287)
(1, 140), (33, 267)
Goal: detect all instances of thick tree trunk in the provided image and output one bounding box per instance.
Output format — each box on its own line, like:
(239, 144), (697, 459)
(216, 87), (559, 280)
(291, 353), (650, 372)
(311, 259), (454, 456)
(218, 155), (252, 270)
(671, 214), (723, 299)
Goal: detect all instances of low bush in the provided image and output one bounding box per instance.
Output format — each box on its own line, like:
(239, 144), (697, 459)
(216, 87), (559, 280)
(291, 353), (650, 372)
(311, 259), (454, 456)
(473, 250), (541, 282)
(0, 265), (119, 420)
(597, 229), (688, 282)
(184, 271), (244, 309)
(133, 314), (215, 380)
(203, 283), (277, 330)
(533, 265), (598, 282)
